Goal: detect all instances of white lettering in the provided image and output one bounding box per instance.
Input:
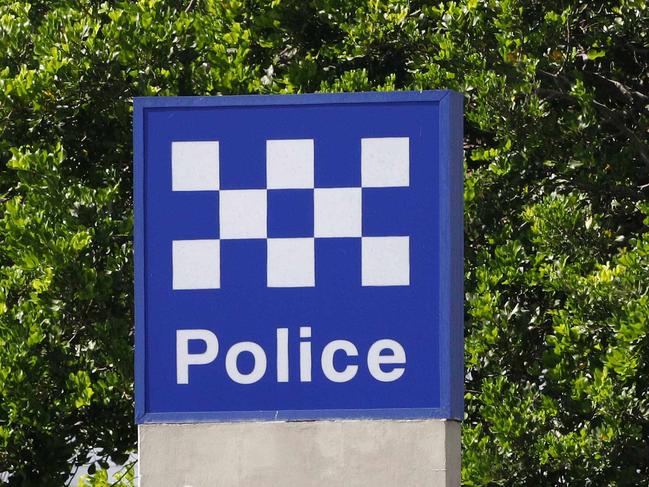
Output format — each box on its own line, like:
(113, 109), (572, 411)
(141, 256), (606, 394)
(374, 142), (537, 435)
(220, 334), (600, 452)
(225, 341), (267, 384)
(299, 326), (312, 382)
(276, 328), (289, 382)
(176, 327), (407, 385)
(321, 340), (358, 382)
(367, 339), (406, 382)
(176, 329), (219, 384)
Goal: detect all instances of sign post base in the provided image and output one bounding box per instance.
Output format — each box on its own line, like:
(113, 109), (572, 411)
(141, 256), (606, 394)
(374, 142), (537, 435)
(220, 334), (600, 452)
(139, 419), (460, 487)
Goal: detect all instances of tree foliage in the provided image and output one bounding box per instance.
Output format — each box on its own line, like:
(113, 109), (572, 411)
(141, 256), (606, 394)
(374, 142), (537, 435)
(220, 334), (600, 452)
(0, 0), (647, 485)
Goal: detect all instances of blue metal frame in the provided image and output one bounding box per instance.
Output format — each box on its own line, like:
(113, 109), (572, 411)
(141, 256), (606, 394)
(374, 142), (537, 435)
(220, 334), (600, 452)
(133, 90), (463, 424)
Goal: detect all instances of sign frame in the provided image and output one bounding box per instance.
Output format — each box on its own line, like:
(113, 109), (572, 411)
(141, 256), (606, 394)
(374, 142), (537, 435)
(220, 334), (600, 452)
(133, 90), (463, 424)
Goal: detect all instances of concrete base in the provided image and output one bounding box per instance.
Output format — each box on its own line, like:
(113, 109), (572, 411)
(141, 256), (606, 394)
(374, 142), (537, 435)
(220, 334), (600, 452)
(139, 419), (460, 487)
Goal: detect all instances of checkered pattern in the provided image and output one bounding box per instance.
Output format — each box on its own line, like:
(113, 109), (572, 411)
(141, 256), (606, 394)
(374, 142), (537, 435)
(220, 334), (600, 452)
(171, 138), (410, 289)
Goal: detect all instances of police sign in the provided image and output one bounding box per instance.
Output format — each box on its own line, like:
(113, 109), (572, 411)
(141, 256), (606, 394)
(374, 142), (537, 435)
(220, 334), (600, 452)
(134, 91), (463, 422)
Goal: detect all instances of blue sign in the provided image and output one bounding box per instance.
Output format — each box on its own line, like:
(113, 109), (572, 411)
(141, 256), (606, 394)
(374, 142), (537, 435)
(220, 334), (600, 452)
(134, 91), (463, 423)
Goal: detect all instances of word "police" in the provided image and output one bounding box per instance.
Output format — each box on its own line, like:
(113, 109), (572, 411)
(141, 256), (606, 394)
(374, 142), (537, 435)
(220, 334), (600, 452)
(177, 327), (406, 385)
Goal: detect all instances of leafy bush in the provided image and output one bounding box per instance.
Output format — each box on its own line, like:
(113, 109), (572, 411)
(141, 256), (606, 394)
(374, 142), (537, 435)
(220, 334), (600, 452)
(76, 463), (135, 487)
(0, 0), (647, 485)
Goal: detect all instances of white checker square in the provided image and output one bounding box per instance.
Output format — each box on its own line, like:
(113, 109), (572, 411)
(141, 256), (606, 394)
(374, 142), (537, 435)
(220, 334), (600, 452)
(173, 239), (220, 290)
(361, 137), (409, 188)
(267, 238), (315, 288)
(219, 189), (267, 239)
(267, 139), (314, 189)
(172, 141), (220, 191)
(314, 188), (362, 238)
(362, 236), (410, 286)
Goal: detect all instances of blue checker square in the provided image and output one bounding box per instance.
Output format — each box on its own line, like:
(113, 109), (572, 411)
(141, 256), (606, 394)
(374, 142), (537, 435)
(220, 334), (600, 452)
(314, 132), (361, 188)
(167, 191), (220, 240)
(219, 135), (266, 190)
(268, 189), (313, 238)
(134, 91), (464, 424)
(362, 187), (412, 237)
(220, 239), (267, 290)
(315, 238), (362, 289)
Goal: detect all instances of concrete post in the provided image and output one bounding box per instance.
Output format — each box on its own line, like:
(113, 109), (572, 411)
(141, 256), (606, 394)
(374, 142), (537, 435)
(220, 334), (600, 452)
(139, 419), (460, 487)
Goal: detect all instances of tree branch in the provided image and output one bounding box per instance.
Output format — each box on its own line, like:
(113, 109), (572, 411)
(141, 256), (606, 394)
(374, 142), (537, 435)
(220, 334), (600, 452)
(584, 72), (649, 106)
(592, 100), (649, 170)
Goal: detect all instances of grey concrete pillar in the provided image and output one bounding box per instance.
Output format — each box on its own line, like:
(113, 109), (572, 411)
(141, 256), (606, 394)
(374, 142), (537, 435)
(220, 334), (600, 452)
(139, 419), (460, 487)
